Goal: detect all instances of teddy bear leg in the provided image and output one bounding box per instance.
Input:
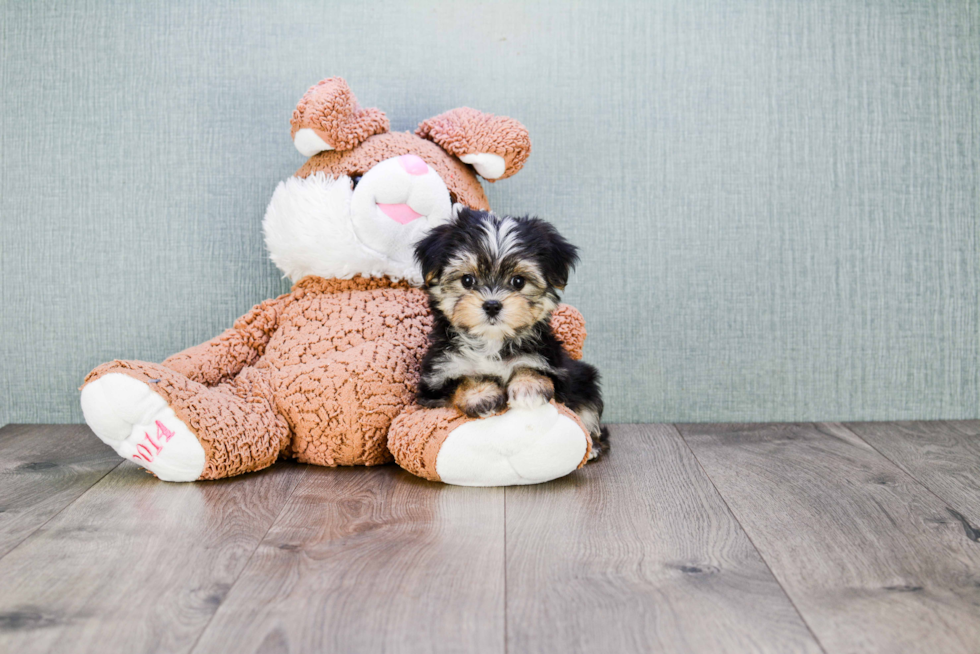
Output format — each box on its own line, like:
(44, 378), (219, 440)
(81, 369), (204, 481)
(388, 403), (591, 486)
(81, 361), (290, 481)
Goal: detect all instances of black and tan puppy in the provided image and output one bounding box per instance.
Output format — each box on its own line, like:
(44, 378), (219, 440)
(414, 208), (607, 459)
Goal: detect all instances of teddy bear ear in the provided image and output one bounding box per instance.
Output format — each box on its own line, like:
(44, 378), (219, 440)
(416, 108), (530, 181)
(290, 77), (389, 157)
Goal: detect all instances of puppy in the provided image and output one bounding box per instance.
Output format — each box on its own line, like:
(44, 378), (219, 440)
(414, 208), (607, 459)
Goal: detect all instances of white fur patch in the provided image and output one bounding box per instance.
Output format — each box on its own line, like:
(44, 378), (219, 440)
(80, 374), (205, 482)
(264, 160), (454, 284)
(576, 406), (601, 438)
(478, 216), (519, 267)
(265, 173), (378, 281)
(436, 404), (587, 486)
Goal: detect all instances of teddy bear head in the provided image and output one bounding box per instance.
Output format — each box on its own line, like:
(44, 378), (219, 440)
(263, 77), (531, 285)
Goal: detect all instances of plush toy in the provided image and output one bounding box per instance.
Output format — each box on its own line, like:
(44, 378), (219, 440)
(80, 78), (594, 486)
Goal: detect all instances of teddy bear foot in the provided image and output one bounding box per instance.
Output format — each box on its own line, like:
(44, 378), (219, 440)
(436, 403), (588, 487)
(80, 373), (206, 482)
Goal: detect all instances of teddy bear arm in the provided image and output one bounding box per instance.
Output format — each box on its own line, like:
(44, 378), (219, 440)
(163, 294), (291, 385)
(549, 304), (587, 361)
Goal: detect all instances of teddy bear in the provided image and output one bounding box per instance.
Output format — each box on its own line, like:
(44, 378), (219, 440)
(80, 77), (594, 487)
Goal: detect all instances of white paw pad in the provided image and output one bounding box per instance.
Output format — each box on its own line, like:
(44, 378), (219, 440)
(80, 373), (206, 482)
(436, 403), (587, 487)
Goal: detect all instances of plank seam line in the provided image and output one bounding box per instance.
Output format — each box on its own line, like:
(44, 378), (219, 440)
(0, 455), (123, 564)
(835, 422), (975, 523)
(669, 423), (829, 654)
(186, 463), (310, 654)
(503, 486), (508, 654)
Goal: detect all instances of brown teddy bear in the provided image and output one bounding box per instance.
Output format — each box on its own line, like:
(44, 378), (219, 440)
(80, 78), (594, 486)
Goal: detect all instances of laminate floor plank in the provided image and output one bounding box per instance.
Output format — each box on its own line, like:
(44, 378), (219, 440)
(0, 425), (120, 558)
(844, 421), (980, 526)
(5, 422), (976, 654)
(505, 424), (822, 654)
(678, 422), (980, 654)
(190, 465), (506, 654)
(0, 458), (306, 654)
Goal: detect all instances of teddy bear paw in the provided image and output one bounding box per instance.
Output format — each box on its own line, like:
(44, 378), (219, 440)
(80, 373), (205, 482)
(435, 403), (587, 486)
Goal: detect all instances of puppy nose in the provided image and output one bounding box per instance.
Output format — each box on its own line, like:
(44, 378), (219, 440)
(399, 154), (429, 175)
(482, 300), (503, 317)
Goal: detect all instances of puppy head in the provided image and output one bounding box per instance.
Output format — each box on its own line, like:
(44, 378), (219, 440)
(415, 208), (579, 339)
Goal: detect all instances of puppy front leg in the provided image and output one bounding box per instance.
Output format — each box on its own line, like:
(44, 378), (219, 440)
(453, 377), (508, 418)
(507, 368), (555, 410)
(416, 376), (460, 409)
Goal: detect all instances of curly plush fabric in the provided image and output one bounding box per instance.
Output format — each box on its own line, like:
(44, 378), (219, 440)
(386, 404), (472, 481)
(163, 295), (286, 385)
(82, 273), (589, 480)
(295, 132), (490, 211)
(290, 77), (389, 151)
(548, 304), (586, 361)
(416, 108), (531, 181)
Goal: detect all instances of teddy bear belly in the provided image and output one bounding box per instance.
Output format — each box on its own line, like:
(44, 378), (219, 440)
(253, 288), (431, 467)
(263, 287), (432, 365)
(267, 351), (421, 467)
(262, 337), (429, 467)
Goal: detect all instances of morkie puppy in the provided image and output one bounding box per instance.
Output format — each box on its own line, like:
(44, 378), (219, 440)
(414, 208), (607, 459)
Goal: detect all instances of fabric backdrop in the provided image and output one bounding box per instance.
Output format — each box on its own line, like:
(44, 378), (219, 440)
(2, 0), (977, 425)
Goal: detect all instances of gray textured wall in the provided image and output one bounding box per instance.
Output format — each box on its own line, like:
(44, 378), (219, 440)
(2, 0), (978, 425)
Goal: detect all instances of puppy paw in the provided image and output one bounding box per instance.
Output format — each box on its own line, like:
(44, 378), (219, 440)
(453, 379), (508, 418)
(507, 370), (555, 410)
(588, 426), (609, 460)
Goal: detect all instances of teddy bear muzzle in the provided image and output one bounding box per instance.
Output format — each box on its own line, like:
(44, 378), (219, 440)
(348, 154), (453, 263)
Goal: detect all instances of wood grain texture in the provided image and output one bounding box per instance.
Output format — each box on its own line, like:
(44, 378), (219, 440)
(4, 423), (978, 654)
(0, 459), (305, 654)
(678, 422), (980, 654)
(190, 466), (505, 654)
(505, 424), (821, 654)
(844, 421), (980, 526)
(0, 424), (120, 558)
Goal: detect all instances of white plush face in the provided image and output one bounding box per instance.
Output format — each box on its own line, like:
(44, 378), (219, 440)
(263, 155), (454, 285)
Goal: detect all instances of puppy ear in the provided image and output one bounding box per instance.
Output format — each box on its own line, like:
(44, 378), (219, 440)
(416, 108), (530, 181)
(414, 221), (457, 287)
(416, 208), (487, 285)
(291, 78), (389, 156)
(523, 218), (579, 290)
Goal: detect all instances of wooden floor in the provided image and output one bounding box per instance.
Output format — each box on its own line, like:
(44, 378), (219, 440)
(0, 423), (978, 653)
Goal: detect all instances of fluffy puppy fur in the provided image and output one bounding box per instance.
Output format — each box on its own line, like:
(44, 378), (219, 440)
(414, 208), (607, 459)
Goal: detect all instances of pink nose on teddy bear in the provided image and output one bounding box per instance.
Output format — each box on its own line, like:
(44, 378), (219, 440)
(399, 154), (429, 175)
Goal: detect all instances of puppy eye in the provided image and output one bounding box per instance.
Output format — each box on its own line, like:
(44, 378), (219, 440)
(460, 274), (476, 289)
(510, 275), (526, 290)
(351, 175), (362, 189)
